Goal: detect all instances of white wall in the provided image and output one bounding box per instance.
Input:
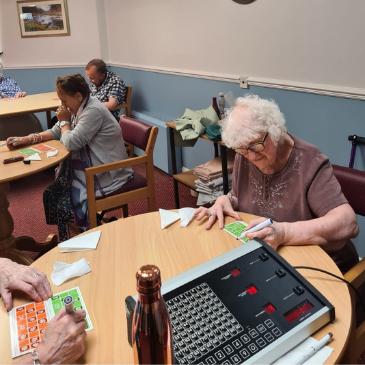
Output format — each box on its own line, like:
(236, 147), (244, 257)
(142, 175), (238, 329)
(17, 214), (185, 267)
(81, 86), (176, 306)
(105, 0), (365, 92)
(0, 0), (107, 68)
(3, 0), (365, 93)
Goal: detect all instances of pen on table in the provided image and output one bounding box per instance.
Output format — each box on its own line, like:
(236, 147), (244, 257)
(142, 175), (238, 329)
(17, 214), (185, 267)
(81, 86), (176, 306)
(292, 332), (333, 365)
(0, 138), (19, 147)
(237, 218), (273, 240)
(64, 295), (74, 314)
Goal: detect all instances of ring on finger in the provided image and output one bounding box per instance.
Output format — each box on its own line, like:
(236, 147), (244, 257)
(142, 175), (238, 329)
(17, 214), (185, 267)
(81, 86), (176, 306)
(208, 212), (214, 218)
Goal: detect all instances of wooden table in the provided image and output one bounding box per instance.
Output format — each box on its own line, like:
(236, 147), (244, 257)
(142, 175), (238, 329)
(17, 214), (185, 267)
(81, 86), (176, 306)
(0, 212), (351, 364)
(167, 121), (229, 208)
(0, 92), (59, 129)
(0, 140), (70, 265)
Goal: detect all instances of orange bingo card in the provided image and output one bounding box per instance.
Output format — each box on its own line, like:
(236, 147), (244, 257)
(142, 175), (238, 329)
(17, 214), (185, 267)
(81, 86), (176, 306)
(31, 144), (55, 153)
(10, 301), (49, 357)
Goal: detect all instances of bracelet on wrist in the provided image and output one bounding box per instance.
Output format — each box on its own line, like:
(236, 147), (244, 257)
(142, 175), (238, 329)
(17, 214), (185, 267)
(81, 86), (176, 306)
(30, 133), (42, 144)
(31, 349), (41, 365)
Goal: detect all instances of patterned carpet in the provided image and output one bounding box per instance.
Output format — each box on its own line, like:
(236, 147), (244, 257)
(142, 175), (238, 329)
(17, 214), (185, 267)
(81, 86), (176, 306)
(8, 164), (198, 259)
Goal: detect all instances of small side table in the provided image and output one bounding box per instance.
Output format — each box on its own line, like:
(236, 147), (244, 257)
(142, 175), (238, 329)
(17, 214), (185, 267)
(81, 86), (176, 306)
(167, 121), (229, 208)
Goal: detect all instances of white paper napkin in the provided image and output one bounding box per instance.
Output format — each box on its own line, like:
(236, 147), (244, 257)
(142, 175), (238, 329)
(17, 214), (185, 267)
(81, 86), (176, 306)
(51, 258), (91, 286)
(47, 150), (58, 158)
(159, 209), (180, 229)
(58, 230), (101, 252)
(178, 208), (195, 227)
(24, 154), (41, 161)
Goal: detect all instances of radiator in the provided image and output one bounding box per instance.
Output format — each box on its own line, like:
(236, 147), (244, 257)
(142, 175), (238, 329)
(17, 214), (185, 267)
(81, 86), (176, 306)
(131, 110), (182, 175)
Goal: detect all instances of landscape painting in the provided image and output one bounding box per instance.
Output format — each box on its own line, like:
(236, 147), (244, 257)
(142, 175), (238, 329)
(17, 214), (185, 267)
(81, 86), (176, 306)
(17, 0), (70, 38)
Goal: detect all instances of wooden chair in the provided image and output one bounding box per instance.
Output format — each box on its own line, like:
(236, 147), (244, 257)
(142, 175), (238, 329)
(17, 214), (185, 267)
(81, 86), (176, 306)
(115, 86), (132, 117)
(14, 234), (59, 264)
(0, 113), (43, 141)
(115, 87), (133, 157)
(121, 114), (134, 158)
(332, 164), (365, 364)
(85, 116), (158, 229)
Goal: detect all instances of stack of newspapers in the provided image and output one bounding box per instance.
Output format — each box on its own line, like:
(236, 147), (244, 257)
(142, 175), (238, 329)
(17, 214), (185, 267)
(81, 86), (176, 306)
(193, 151), (235, 205)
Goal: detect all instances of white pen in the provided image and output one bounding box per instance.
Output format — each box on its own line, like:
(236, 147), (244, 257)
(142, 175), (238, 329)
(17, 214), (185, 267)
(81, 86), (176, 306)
(0, 138), (19, 147)
(64, 295), (74, 314)
(292, 332), (333, 365)
(236, 218), (273, 240)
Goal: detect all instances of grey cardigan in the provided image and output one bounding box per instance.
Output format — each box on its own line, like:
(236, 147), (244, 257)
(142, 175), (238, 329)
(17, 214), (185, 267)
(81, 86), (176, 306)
(48, 96), (133, 195)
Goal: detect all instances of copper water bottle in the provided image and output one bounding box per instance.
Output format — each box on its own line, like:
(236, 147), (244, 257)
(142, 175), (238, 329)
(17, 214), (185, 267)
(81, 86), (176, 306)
(132, 265), (174, 364)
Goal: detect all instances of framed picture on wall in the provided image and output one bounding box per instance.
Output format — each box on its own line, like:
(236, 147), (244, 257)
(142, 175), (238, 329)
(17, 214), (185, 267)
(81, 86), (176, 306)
(16, 0), (70, 38)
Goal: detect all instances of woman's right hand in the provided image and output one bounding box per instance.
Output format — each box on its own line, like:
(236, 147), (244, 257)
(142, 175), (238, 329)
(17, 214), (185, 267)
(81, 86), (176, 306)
(6, 136), (29, 150)
(194, 195), (241, 230)
(35, 308), (87, 364)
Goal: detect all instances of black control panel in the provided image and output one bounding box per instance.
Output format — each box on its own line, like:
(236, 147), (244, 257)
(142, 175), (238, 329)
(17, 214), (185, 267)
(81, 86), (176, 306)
(162, 238), (335, 364)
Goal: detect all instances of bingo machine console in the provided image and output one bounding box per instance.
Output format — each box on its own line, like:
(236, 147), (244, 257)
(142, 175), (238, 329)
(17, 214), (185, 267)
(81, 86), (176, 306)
(160, 238), (335, 364)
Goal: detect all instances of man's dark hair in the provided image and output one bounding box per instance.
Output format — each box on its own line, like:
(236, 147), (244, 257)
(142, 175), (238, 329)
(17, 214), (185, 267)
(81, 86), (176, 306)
(85, 59), (107, 76)
(56, 73), (91, 98)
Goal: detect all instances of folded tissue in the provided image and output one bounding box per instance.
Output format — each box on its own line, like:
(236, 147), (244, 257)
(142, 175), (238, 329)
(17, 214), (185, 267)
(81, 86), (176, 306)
(51, 258), (91, 286)
(159, 208), (195, 229)
(24, 154), (41, 161)
(47, 150), (58, 158)
(58, 230), (101, 252)
(178, 207), (195, 227)
(160, 209), (180, 229)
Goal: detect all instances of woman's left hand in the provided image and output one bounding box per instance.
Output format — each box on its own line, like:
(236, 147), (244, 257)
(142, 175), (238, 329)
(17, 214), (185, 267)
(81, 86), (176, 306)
(245, 217), (286, 251)
(0, 258), (53, 311)
(195, 195), (241, 230)
(56, 106), (71, 123)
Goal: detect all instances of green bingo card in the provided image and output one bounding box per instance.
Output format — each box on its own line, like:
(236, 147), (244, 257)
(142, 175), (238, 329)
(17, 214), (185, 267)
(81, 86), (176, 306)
(223, 221), (250, 243)
(48, 287), (93, 330)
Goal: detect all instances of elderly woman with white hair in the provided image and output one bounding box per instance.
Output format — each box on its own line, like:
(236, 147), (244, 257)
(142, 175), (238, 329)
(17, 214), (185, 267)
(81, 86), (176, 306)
(195, 94), (359, 273)
(0, 61), (26, 98)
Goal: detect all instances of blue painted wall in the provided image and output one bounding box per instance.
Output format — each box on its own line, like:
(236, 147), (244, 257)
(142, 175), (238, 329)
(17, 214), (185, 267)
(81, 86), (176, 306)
(8, 66), (365, 171)
(6, 66), (365, 256)
(110, 67), (365, 171)
(5, 67), (85, 130)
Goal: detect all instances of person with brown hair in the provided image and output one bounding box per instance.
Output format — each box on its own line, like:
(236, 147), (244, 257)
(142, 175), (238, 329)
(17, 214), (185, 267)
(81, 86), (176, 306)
(85, 58), (126, 120)
(6, 73), (133, 240)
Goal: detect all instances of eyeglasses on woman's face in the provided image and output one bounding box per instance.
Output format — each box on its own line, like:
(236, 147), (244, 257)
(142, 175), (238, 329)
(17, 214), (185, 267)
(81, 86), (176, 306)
(233, 132), (269, 156)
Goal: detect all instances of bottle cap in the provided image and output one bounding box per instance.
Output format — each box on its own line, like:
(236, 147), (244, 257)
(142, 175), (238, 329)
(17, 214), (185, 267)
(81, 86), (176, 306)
(136, 265), (162, 294)
(219, 92), (224, 97)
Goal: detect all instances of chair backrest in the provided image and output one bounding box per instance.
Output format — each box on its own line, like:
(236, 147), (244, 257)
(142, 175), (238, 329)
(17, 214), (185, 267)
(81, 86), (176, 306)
(124, 86), (132, 106)
(85, 116), (158, 229)
(119, 116), (153, 151)
(115, 86), (132, 117)
(333, 164), (365, 363)
(332, 164), (365, 216)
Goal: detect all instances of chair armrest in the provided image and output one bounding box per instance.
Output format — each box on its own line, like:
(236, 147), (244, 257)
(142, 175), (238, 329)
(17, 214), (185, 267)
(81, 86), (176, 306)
(85, 155), (147, 177)
(115, 102), (127, 111)
(344, 257), (365, 289)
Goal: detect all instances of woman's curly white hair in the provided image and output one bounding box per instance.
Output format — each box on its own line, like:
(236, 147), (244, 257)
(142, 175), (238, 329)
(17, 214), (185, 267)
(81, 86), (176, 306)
(220, 94), (287, 148)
